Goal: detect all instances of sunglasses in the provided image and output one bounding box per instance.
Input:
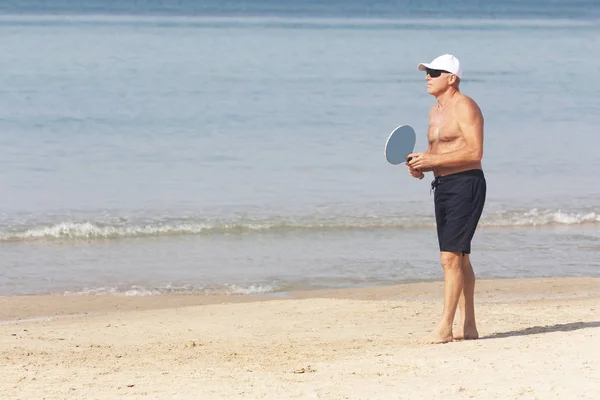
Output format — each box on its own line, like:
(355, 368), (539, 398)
(426, 68), (450, 78)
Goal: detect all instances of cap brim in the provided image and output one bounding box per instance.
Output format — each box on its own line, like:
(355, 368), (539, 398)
(417, 63), (432, 71)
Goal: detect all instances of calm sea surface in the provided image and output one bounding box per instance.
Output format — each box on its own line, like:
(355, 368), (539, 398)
(1, 1), (599, 296)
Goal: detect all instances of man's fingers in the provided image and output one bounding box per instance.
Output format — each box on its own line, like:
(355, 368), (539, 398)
(407, 153), (421, 166)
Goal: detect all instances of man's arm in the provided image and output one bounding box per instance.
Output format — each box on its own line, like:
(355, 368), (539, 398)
(434, 98), (484, 167)
(418, 141), (435, 172)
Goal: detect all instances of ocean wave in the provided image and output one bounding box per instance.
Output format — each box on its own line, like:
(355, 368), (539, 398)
(482, 209), (600, 227)
(0, 218), (430, 241)
(0, 208), (598, 242)
(63, 283), (279, 296)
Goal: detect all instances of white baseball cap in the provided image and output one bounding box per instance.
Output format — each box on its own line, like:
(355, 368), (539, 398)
(417, 54), (463, 79)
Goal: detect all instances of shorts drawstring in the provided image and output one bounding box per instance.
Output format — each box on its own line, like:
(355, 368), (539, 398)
(431, 176), (441, 195)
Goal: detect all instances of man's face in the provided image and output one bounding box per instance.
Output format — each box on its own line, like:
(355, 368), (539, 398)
(425, 68), (452, 95)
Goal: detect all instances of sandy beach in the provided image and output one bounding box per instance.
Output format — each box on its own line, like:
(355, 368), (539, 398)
(1, 277), (599, 399)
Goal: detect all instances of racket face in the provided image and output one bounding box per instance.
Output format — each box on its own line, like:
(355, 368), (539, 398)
(385, 125), (416, 165)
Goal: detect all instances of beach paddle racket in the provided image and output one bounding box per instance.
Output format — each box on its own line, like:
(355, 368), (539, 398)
(384, 125), (416, 165)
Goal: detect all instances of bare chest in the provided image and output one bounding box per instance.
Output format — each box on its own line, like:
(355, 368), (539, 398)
(428, 106), (461, 144)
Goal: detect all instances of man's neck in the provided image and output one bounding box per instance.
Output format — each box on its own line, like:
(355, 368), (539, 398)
(435, 87), (459, 108)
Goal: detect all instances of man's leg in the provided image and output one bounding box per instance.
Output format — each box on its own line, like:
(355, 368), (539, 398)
(423, 251), (463, 344)
(455, 254), (479, 340)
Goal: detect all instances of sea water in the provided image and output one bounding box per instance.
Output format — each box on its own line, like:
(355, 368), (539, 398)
(1, 1), (599, 296)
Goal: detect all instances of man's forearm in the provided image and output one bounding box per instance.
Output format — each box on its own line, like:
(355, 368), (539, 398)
(420, 146), (435, 172)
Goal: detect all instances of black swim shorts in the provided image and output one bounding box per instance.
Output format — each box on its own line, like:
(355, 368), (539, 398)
(431, 169), (486, 255)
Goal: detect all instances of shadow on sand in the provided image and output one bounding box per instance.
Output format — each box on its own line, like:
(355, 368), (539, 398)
(482, 321), (600, 340)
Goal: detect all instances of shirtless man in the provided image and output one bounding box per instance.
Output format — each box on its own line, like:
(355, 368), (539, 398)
(406, 54), (487, 344)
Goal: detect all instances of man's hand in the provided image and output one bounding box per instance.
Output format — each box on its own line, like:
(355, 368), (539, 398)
(407, 163), (424, 180)
(407, 152), (439, 171)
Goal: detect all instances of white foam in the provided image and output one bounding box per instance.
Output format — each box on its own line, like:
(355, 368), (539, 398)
(483, 209), (600, 227)
(62, 283), (276, 297)
(0, 221), (216, 241)
(215, 284), (276, 295)
(1, 208), (598, 242)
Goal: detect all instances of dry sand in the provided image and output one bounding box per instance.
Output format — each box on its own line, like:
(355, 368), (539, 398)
(1, 277), (599, 399)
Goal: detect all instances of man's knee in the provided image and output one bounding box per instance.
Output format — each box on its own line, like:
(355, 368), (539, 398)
(440, 251), (462, 269)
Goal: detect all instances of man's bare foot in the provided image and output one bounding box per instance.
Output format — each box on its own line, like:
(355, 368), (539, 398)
(454, 325), (479, 340)
(421, 325), (453, 344)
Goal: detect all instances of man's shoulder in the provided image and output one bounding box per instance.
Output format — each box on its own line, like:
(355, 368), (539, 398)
(455, 93), (483, 118)
(456, 93), (480, 109)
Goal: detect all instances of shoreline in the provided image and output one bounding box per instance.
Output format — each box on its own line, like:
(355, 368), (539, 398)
(2, 276), (598, 322)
